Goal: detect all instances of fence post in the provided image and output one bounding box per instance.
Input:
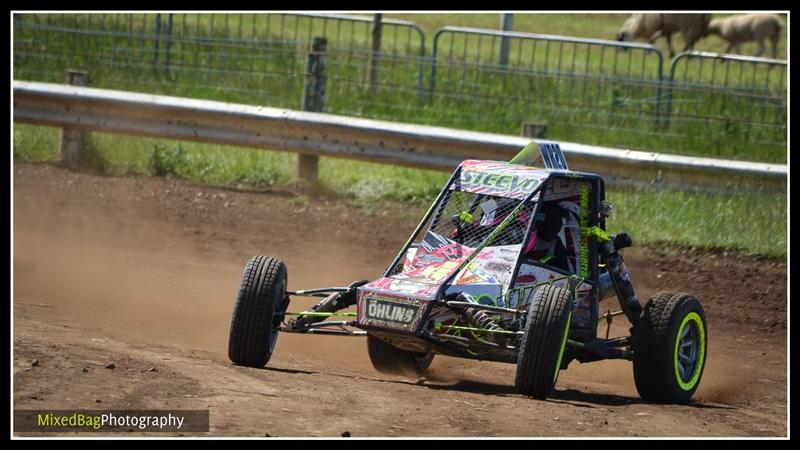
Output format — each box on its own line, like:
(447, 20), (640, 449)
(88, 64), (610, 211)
(521, 121), (548, 139)
(664, 55), (680, 129)
(152, 13), (161, 72)
(164, 13), (174, 78)
(299, 37), (327, 182)
(366, 13), (383, 90)
(499, 13), (514, 67)
(59, 70), (90, 170)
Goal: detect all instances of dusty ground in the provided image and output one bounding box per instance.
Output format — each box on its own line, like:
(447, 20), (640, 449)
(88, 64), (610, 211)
(12, 162), (788, 437)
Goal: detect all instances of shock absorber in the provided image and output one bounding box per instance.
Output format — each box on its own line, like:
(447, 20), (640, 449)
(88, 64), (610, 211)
(464, 308), (504, 333)
(449, 292), (506, 342)
(599, 232), (643, 328)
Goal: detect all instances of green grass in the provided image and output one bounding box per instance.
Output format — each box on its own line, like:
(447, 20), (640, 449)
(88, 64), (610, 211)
(12, 13), (787, 163)
(607, 188), (785, 257)
(10, 124), (447, 205)
(13, 124), (60, 160)
(12, 123), (786, 257)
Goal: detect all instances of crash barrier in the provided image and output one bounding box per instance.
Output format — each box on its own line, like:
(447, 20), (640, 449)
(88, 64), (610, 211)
(13, 14), (787, 164)
(13, 81), (786, 192)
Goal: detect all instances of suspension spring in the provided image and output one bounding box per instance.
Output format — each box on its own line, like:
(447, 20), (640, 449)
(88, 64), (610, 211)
(464, 308), (503, 332)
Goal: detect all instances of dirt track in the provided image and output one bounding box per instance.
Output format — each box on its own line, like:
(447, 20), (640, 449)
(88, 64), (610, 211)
(13, 162), (788, 437)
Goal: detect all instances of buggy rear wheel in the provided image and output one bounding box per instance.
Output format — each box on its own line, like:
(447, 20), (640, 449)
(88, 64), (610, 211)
(633, 291), (707, 404)
(228, 256), (289, 368)
(515, 284), (573, 399)
(366, 335), (434, 377)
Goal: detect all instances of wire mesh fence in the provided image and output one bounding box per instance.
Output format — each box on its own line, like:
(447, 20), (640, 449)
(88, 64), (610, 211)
(12, 13), (787, 163)
(666, 51), (787, 158)
(426, 27), (669, 152)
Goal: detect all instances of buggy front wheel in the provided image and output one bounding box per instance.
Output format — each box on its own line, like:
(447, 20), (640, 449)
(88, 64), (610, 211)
(632, 291), (707, 404)
(228, 256), (289, 368)
(515, 284), (573, 399)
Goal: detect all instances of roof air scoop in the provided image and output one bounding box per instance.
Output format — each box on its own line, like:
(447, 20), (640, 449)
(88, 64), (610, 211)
(510, 141), (568, 170)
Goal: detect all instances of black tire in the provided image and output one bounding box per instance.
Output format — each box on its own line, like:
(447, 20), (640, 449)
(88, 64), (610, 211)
(633, 291), (707, 404)
(228, 256), (288, 368)
(515, 284), (573, 399)
(366, 335), (434, 377)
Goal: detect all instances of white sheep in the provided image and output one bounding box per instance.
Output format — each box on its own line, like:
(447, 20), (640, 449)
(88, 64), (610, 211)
(706, 14), (785, 59)
(617, 13), (712, 57)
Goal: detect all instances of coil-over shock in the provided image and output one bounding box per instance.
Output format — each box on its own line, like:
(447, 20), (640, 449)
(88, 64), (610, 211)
(448, 292), (507, 344)
(463, 308), (503, 333)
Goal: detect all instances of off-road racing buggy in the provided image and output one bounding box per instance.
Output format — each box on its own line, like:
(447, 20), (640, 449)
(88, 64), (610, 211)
(228, 142), (707, 403)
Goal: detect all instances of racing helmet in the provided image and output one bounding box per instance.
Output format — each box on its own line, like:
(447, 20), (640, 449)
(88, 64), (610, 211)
(478, 197), (518, 226)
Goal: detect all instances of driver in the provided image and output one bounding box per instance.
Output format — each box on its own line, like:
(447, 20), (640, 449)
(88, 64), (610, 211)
(525, 202), (570, 272)
(450, 199), (571, 271)
(451, 197), (526, 246)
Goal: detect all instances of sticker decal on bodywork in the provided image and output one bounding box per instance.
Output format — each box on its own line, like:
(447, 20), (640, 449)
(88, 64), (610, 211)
(365, 297), (419, 324)
(453, 160), (547, 200)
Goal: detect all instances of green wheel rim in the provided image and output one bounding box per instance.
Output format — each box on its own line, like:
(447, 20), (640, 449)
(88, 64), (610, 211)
(673, 312), (705, 391)
(553, 312), (572, 384)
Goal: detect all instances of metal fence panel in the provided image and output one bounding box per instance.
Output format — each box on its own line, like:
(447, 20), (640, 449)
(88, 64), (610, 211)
(427, 27), (666, 150)
(13, 13), (427, 109)
(666, 51), (787, 162)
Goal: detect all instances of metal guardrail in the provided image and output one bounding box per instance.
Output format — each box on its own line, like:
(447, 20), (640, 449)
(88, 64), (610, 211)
(12, 81), (786, 192)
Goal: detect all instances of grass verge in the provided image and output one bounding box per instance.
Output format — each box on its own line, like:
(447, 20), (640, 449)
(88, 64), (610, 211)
(12, 124), (786, 257)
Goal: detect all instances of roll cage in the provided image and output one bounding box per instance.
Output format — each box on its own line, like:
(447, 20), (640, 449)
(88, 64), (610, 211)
(383, 163), (606, 311)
